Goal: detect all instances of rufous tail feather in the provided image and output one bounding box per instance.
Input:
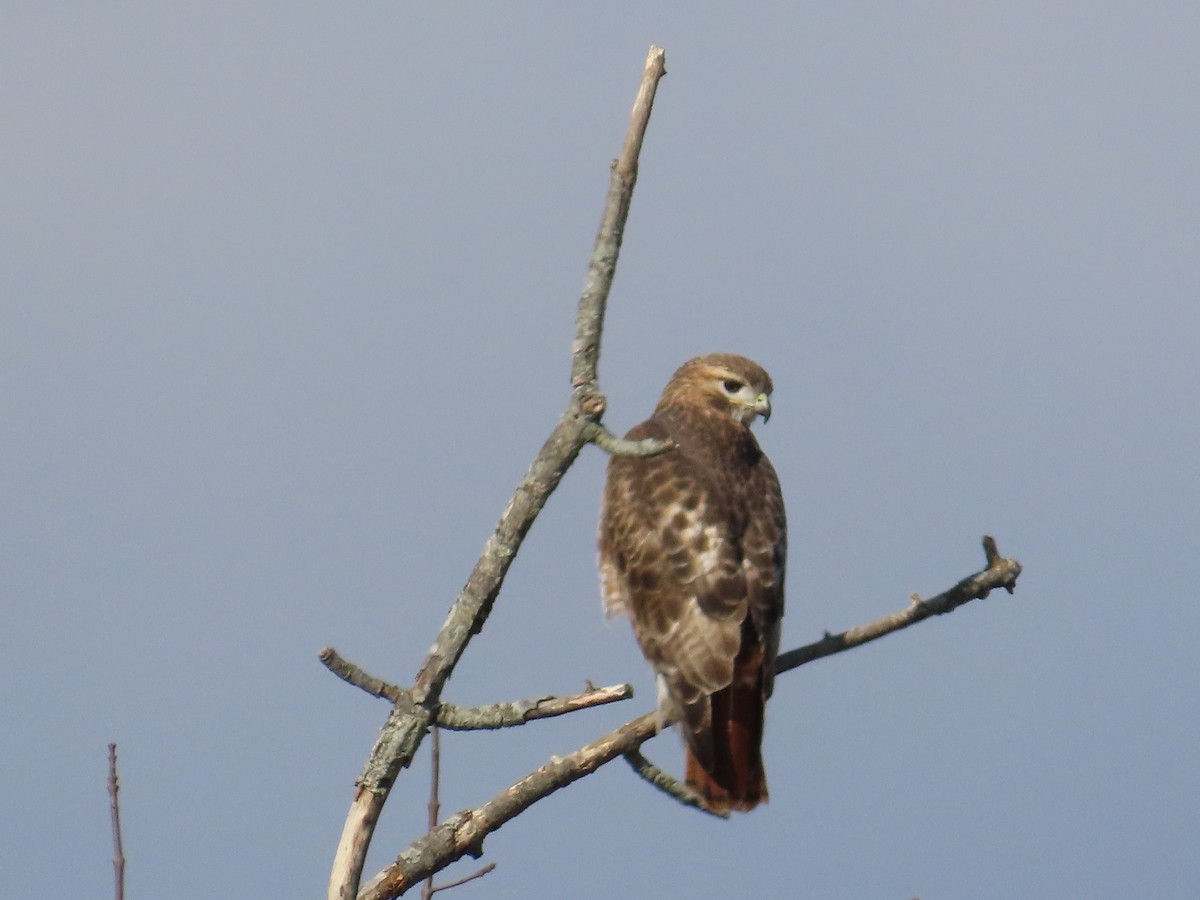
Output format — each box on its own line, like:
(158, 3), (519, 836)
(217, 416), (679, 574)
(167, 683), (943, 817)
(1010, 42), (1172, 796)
(684, 665), (768, 813)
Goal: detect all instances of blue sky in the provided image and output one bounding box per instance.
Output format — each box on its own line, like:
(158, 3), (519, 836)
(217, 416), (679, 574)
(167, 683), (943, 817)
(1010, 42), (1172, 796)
(4, 4), (1198, 898)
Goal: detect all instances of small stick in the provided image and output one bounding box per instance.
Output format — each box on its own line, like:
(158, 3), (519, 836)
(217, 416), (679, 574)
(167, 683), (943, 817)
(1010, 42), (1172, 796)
(421, 727), (441, 900)
(107, 743), (126, 900)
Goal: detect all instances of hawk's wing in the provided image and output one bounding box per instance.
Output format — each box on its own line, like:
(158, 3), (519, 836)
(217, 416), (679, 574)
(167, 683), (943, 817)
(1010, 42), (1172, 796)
(599, 415), (786, 812)
(742, 451), (786, 700)
(599, 416), (784, 713)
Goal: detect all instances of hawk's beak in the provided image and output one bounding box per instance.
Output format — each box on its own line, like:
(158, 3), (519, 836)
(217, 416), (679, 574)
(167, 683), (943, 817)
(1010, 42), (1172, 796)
(755, 393), (772, 423)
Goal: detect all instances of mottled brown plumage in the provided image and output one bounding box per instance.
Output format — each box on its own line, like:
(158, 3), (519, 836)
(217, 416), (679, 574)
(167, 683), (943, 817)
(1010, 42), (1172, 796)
(599, 354), (786, 813)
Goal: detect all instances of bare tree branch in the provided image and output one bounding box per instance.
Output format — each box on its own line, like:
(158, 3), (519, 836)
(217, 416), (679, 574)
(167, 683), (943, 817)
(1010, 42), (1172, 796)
(358, 538), (1023, 896)
(571, 46), (667, 401)
(429, 863), (497, 895)
(326, 40), (1022, 900)
(436, 683), (634, 730)
(107, 743), (125, 900)
(320, 647), (632, 729)
(320, 647), (412, 706)
(421, 726), (441, 900)
(327, 46), (669, 900)
(623, 750), (728, 819)
(581, 421), (675, 458)
(360, 711), (663, 900)
(774, 536), (1022, 674)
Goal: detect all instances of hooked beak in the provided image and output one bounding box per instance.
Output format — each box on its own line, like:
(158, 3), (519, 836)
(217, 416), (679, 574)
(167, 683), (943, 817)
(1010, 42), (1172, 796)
(754, 392), (772, 423)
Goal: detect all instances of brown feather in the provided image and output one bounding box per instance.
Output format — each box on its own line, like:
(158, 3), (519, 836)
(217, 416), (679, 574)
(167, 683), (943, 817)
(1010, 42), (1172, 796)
(684, 624), (768, 812)
(598, 353), (787, 814)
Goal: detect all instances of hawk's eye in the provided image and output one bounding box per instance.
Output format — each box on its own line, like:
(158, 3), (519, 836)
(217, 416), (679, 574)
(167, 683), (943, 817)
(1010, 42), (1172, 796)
(722, 379), (744, 394)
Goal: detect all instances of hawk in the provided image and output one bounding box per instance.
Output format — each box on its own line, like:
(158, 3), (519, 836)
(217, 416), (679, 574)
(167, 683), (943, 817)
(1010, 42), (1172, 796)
(599, 353), (786, 813)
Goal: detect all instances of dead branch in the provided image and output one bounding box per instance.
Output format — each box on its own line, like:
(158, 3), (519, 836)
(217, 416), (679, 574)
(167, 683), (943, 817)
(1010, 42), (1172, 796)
(359, 710), (662, 900)
(582, 421), (677, 458)
(327, 46), (669, 900)
(421, 726), (441, 900)
(569, 46), (667, 401)
(623, 750), (727, 819)
(326, 40), (1024, 899)
(320, 647), (632, 728)
(107, 743), (125, 900)
(358, 538), (1022, 896)
(428, 863), (497, 895)
(774, 535), (1022, 673)
(320, 647), (413, 707)
(436, 684), (634, 730)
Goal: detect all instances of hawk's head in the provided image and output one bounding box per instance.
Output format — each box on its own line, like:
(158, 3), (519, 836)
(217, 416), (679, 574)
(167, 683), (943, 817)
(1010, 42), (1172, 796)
(658, 353), (774, 427)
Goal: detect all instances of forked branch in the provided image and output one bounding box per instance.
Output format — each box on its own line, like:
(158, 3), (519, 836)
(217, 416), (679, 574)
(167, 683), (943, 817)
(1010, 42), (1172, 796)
(320, 647), (633, 729)
(358, 538), (1022, 897)
(328, 41), (1024, 900)
(327, 46), (669, 900)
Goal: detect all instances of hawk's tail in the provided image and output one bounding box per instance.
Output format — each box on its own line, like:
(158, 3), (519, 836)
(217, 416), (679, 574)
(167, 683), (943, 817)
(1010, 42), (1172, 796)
(683, 655), (768, 814)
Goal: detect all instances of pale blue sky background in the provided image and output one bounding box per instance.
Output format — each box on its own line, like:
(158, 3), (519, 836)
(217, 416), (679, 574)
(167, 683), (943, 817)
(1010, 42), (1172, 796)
(4, 4), (1198, 898)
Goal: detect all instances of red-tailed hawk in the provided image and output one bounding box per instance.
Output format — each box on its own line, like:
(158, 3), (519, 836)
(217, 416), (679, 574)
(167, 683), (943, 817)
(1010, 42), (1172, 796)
(599, 353), (786, 813)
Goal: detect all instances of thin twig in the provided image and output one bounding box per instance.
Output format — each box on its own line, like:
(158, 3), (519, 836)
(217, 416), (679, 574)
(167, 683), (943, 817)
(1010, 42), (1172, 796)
(107, 743), (125, 900)
(327, 46), (669, 900)
(358, 538), (1022, 896)
(421, 727), (441, 900)
(430, 863), (497, 895)
(623, 750), (728, 819)
(774, 536), (1021, 674)
(320, 647), (632, 729)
